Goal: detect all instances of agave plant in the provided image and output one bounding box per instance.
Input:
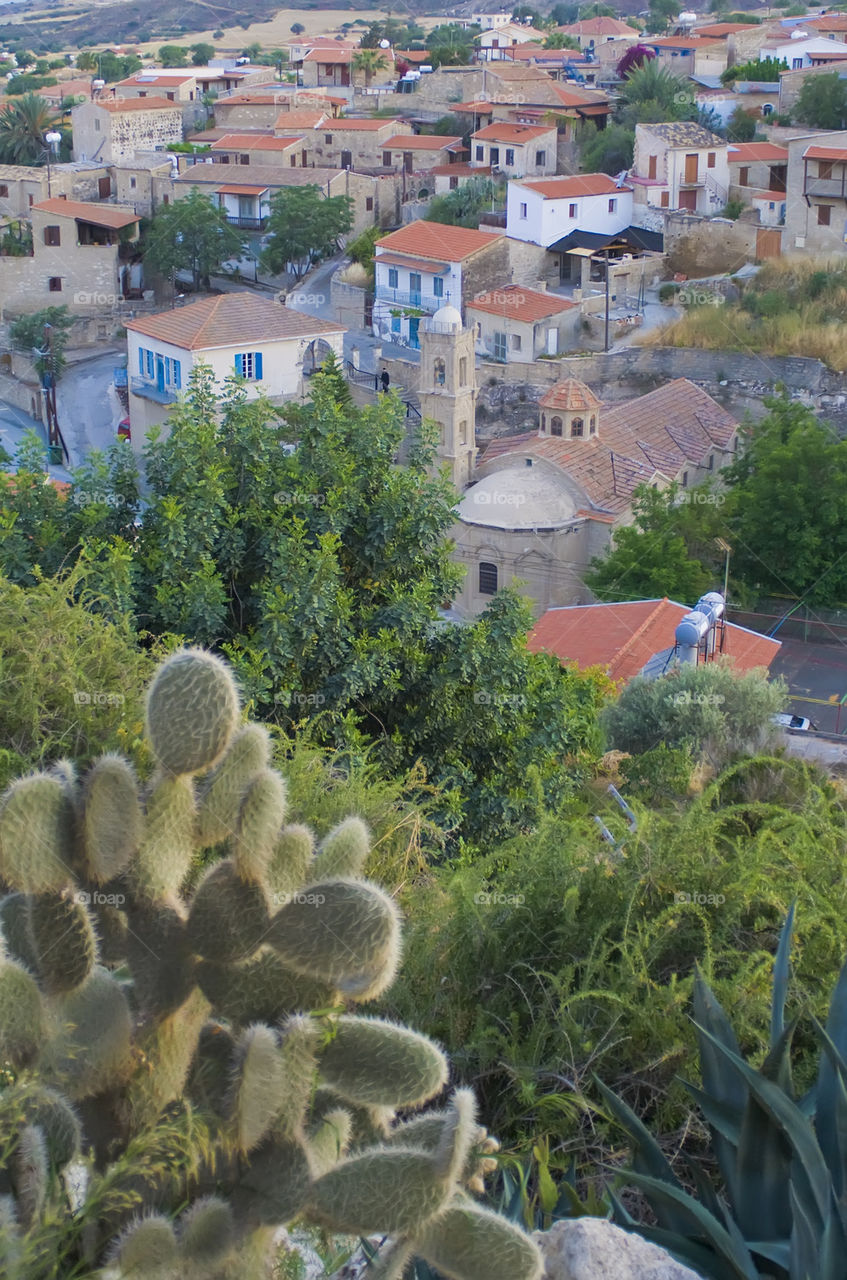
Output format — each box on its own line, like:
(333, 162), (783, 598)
(597, 904), (847, 1280)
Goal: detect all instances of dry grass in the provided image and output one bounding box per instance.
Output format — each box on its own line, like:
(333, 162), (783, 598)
(640, 255), (847, 371)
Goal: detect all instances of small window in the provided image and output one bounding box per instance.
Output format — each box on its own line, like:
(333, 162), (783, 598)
(366, 196), (373, 211)
(459, 420), (467, 445)
(434, 358), (446, 386)
(0, 184), (8, 197)
(707, 453), (714, 470)
(490, 147), (499, 165)
(94, 118), (100, 132)
(520, 201), (527, 217)
(568, 202), (577, 217)
(240, 154), (250, 165)
(535, 150), (545, 166)
(129, 175), (137, 189)
(290, 154), (296, 167)
(818, 204), (832, 226)
(493, 331), (506, 361)
(387, 267), (398, 288)
(505, 148), (515, 166)
(648, 154), (657, 180)
(739, 166), (749, 186)
(571, 417), (584, 438)
(48, 277), (62, 292)
(163, 194), (169, 205)
(44, 225), (61, 247)
(681, 471), (688, 487)
(325, 134), (332, 144)
(660, 191), (669, 208)
(510, 334), (521, 351)
(383, 150), (391, 166)
(166, 91), (175, 101)
(550, 416), (562, 436)
(449, 176), (458, 190)
(819, 160), (834, 180)
(608, 198), (616, 213)
(478, 562), (498, 595)
(475, 145), (484, 161)
(433, 276), (444, 298)
(28, 195), (33, 206)
(459, 356), (467, 383)
(234, 351), (263, 380)
(589, 416), (596, 435)
(707, 152), (715, 169)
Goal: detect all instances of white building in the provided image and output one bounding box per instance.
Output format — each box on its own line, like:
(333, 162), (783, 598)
(764, 33), (847, 70)
(470, 12), (514, 31)
(124, 293), (345, 452)
(507, 173), (633, 247)
(630, 121), (730, 221)
(477, 23), (546, 60)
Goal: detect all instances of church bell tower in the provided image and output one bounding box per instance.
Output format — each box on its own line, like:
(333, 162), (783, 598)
(418, 304), (477, 490)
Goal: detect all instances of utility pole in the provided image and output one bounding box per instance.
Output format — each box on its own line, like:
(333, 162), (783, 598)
(37, 323), (68, 464)
(604, 253), (610, 353)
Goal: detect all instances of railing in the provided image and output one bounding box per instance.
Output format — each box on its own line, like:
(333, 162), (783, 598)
(223, 215), (268, 230)
(803, 173), (847, 199)
(130, 377), (178, 405)
(375, 286), (442, 312)
(346, 360), (378, 389)
(704, 171), (728, 207)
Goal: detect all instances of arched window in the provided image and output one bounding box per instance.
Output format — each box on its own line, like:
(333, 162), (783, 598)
(434, 358), (445, 387)
(459, 356), (467, 385)
(571, 418), (584, 438)
(479, 562), (498, 595)
(550, 416), (563, 436)
(589, 416), (596, 435)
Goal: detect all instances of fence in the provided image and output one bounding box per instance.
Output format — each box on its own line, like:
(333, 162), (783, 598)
(727, 602), (847, 647)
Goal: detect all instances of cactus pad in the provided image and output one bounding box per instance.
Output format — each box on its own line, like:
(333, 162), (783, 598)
(178, 1196), (234, 1264)
(309, 1148), (451, 1236)
(115, 1214), (179, 1275)
(26, 891), (97, 995)
(0, 773), (75, 894)
(145, 648), (240, 777)
(187, 860), (270, 963)
(312, 818), (370, 883)
(234, 769), (287, 885)
(318, 1016), (448, 1109)
(266, 824), (315, 899)
(81, 755), (142, 883)
(231, 1024), (285, 1153)
(195, 723), (272, 848)
(0, 956), (47, 1067)
(416, 1200), (545, 1280)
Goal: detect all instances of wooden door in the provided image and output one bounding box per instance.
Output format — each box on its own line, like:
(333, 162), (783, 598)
(756, 227), (782, 260)
(684, 153), (698, 184)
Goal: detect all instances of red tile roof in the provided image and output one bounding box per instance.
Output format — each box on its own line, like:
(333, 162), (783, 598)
(212, 133), (300, 151)
(728, 142), (788, 162)
(471, 121), (555, 142)
(804, 144), (847, 162)
(468, 285), (576, 322)
(126, 293), (343, 351)
(539, 377), (602, 412)
(326, 117), (403, 131)
(804, 13), (847, 30)
(95, 96), (181, 112)
(557, 16), (637, 36)
(215, 183), (269, 196)
(645, 35), (721, 48)
(32, 197), (139, 228)
(528, 598), (780, 681)
(304, 48), (353, 64)
(383, 134), (462, 149)
(520, 173), (629, 198)
(375, 220), (503, 263)
(272, 109), (329, 130)
(694, 21), (760, 37)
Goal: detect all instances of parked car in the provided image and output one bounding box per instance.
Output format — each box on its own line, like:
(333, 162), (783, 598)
(772, 712), (816, 732)
(117, 417), (131, 442)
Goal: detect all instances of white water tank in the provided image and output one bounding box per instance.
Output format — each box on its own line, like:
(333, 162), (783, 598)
(675, 610), (710, 664)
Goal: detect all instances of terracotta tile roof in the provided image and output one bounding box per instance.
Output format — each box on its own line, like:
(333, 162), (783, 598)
(175, 163), (351, 188)
(125, 293), (344, 351)
(215, 183), (269, 195)
(804, 13), (847, 29)
(304, 48), (353, 64)
(32, 197), (139, 228)
(641, 121), (725, 147)
(557, 16), (637, 36)
(272, 109), (329, 131)
(528, 598), (780, 681)
(694, 21), (759, 37)
(520, 173), (629, 198)
(375, 220), (503, 263)
(377, 251), (448, 272)
(212, 133), (300, 151)
(41, 78), (93, 99)
(468, 285), (577, 322)
(552, 83), (612, 110)
(324, 118), (402, 131)
(95, 96), (181, 112)
(383, 134), (462, 149)
(396, 50), (431, 62)
(751, 189), (785, 201)
(539, 378), (602, 412)
(116, 72), (195, 87)
(804, 144), (847, 162)
(453, 100), (496, 112)
(481, 378), (737, 515)
(728, 142), (788, 162)
(431, 163), (491, 176)
(471, 121), (554, 142)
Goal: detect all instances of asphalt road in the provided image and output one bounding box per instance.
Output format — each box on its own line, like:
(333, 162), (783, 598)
(57, 351), (125, 467)
(770, 637), (847, 734)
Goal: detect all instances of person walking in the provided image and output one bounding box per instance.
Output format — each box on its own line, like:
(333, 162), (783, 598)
(380, 369), (390, 394)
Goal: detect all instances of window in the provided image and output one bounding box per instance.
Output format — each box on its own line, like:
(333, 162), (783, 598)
(818, 204), (832, 226)
(0, 185), (8, 197)
(234, 351), (264, 380)
(387, 267), (398, 288)
(739, 166), (749, 186)
(48, 277), (62, 292)
(433, 276), (444, 298)
(505, 148), (515, 166)
(541, 413), (546, 432)
(707, 453), (714, 470)
(129, 176), (137, 189)
(449, 176), (458, 190)
(409, 272), (422, 299)
(707, 152), (715, 169)
(478, 562), (498, 595)
(608, 198), (616, 213)
(325, 134), (332, 143)
(819, 160), (834, 180)
(459, 420), (467, 445)
(434, 358), (446, 386)
(589, 415), (596, 435)
(240, 153), (250, 165)
(570, 417), (583, 438)
(510, 334), (521, 351)
(162, 194), (169, 205)
(166, 92), (175, 101)
(28, 195), (33, 206)
(475, 145), (484, 161)
(94, 118), (100, 132)
(290, 155), (296, 167)
(383, 150), (391, 166)
(648, 154), (657, 180)
(568, 202), (577, 217)
(366, 196), (373, 211)
(792, 57), (802, 69)
(493, 331), (506, 361)
(550, 416), (562, 436)
(44, 225), (61, 246)
(535, 150), (546, 166)
(660, 191), (669, 208)
(520, 201), (527, 218)
(490, 147), (499, 165)
(459, 356), (467, 383)
(681, 471), (688, 487)
(762, 102), (773, 116)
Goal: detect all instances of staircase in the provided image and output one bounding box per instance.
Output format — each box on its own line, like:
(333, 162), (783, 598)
(345, 361), (421, 421)
(704, 171), (728, 209)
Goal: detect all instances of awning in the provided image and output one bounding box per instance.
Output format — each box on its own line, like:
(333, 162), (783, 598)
(548, 225), (664, 254)
(215, 184), (269, 195)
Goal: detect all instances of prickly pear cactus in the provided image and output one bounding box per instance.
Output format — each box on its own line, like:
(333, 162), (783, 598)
(0, 648), (542, 1280)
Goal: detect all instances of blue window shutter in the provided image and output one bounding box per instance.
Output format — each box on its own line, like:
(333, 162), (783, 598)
(173, 359), (181, 389)
(235, 353), (243, 376)
(147, 350), (154, 378)
(254, 352), (263, 381)
(139, 348), (144, 375)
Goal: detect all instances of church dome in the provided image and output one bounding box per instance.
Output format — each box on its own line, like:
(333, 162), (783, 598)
(427, 303), (463, 333)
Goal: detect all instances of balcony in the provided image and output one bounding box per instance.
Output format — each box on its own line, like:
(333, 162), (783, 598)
(224, 215), (268, 231)
(130, 377), (178, 405)
(803, 173), (847, 200)
(375, 286), (443, 312)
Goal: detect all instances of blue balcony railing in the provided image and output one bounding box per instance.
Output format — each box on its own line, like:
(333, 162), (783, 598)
(131, 377), (178, 405)
(375, 286), (443, 312)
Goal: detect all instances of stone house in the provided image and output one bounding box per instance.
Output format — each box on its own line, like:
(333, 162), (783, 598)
(640, 35), (727, 77)
(301, 47), (354, 92)
(726, 141), (788, 200)
(0, 198), (142, 318)
(555, 16), (639, 53)
(72, 97), (184, 164)
(476, 23), (547, 60)
(432, 164), (492, 195)
(112, 154), (174, 217)
(783, 128), (847, 253)
(305, 118), (414, 170)
(630, 122), (730, 222)
(470, 122), (558, 178)
(380, 134), (466, 173)
(124, 292), (345, 452)
(0, 162), (112, 219)
(466, 284), (580, 362)
(209, 134), (309, 168)
(373, 220), (508, 349)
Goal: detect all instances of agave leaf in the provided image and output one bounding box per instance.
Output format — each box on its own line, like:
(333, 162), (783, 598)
(613, 1170), (759, 1280)
(770, 902), (795, 1050)
(813, 1013), (847, 1201)
(693, 967), (747, 1118)
(815, 954), (847, 1195)
(746, 1240), (790, 1269)
(788, 1177), (820, 1280)
(680, 1078), (741, 1197)
(759, 1019), (796, 1100)
(820, 1199), (847, 1280)
(695, 1025), (830, 1235)
(733, 1028), (794, 1244)
(594, 1077), (690, 1234)
(682, 1154), (726, 1226)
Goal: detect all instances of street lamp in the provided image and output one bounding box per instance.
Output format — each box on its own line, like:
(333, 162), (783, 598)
(43, 130), (61, 198)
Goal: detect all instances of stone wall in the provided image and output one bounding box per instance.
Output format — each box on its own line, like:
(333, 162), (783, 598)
(663, 211), (763, 276)
(331, 275), (368, 329)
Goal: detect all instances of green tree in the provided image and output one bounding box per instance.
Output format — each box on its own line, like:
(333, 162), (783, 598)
(157, 44), (191, 66)
(290, 22), (305, 34)
(9, 305), (73, 380)
(578, 121), (634, 174)
(0, 92), (59, 164)
(427, 176), (499, 228)
(143, 188), (246, 292)
(352, 47), (388, 87)
(75, 50), (97, 72)
(190, 42), (215, 65)
(725, 392), (847, 604)
(95, 50), (142, 81)
(645, 0), (680, 34)
(544, 32), (580, 49)
(795, 71), (847, 129)
(721, 55), (787, 83)
(260, 185), (352, 280)
(725, 102), (756, 141)
(13, 48), (34, 68)
(425, 23), (476, 63)
(616, 59), (690, 127)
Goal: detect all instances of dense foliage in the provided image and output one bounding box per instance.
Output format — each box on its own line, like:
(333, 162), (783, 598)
(143, 189), (246, 292)
(260, 186), (353, 280)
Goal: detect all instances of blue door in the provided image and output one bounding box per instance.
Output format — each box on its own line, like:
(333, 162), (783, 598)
(156, 355), (165, 394)
(409, 316), (420, 349)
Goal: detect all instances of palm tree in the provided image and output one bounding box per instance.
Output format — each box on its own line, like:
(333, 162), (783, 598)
(76, 50), (98, 73)
(353, 48), (388, 88)
(0, 94), (60, 166)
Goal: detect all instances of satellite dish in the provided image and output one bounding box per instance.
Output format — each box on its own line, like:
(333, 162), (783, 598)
(379, 38), (391, 48)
